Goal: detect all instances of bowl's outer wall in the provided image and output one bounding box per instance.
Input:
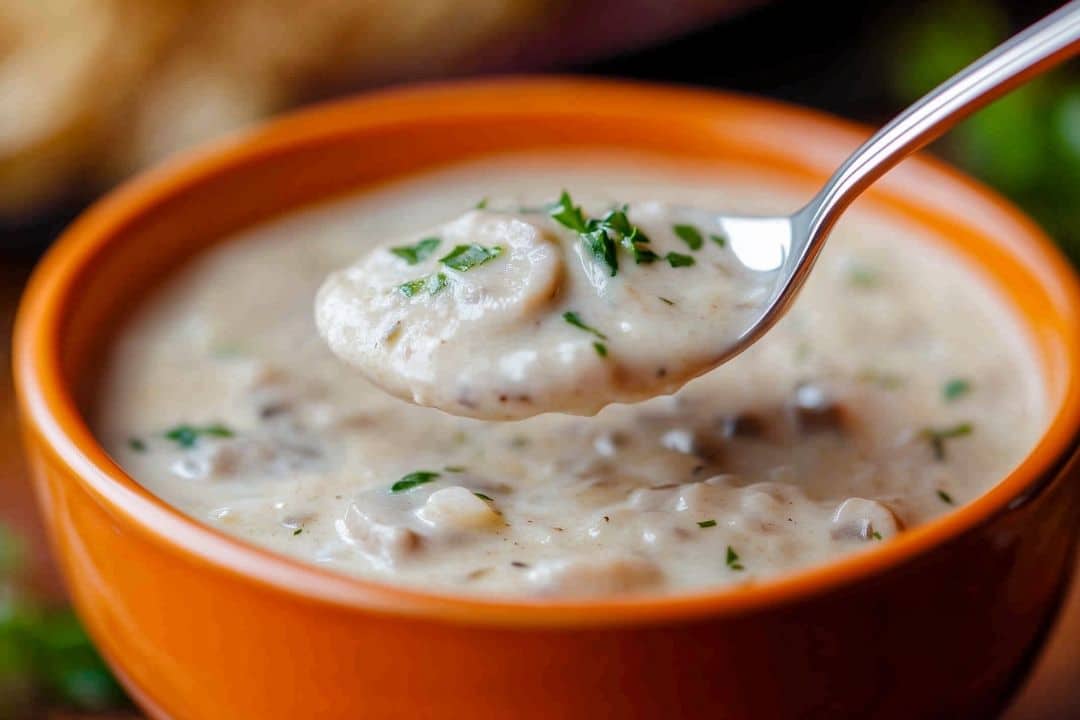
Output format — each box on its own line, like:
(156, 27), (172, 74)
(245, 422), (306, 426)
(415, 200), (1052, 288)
(15, 80), (1080, 719)
(21, 426), (1080, 718)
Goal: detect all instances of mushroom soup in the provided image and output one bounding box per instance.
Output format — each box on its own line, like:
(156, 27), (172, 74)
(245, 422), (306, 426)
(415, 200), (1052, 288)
(96, 155), (1045, 597)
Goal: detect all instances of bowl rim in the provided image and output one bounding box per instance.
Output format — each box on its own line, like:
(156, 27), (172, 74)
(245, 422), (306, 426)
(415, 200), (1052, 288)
(14, 76), (1080, 628)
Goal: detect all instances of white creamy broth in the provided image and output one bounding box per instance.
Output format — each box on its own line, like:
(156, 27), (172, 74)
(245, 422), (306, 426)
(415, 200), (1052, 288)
(97, 155), (1045, 597)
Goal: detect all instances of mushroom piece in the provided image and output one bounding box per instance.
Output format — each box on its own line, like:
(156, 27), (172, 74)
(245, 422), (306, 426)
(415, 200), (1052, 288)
(791, 382), (848, 434)
(830, 497), (903, 541)
(168, 432), (324, 482)
(337, 504), (422, 569)
(415, 486), (501, 531)
(525, 554), (662, 596)
(718, 412), (768, 439)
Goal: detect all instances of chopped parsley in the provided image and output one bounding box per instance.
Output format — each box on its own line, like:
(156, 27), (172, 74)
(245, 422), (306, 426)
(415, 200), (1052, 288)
(473, 492), (494, 502)
(439, 243), (503, 271)
(548, 191), (590, 233)
(697, 519), (717, 528)
(658, 296), (675, 306)
(390, 471), (440, 493)
(128, 437), (147, 452)
(292, 527), (303, 536)
(871, 531), (883, 540)
(475, 197), (489, 210)
(665, 252), (695, 268)
(710, 233), (727, 248)
(936, 489), (955, 505)
(725, 545), (745, 571)
(444, 466), (466, 473)
(848, 264), (879, 288)
(563, 311), (608, 340)
(672, 224), (704, 250)
(921, 422), (974, 461)
(581, 228), (620, 276)
(621, 237), (659, 265)
(548, 192), (658, 275)
(389, 236), (441, 265)
(399, 272), (448, 297)
(603, 208), (657, 265)
(943, 378), (972, 402)
(164, 423), (234, 449)
(593, 342), (608, 357)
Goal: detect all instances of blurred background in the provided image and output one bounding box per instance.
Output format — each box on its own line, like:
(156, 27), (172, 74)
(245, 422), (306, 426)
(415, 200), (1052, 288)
(1, 0), (1076, 717)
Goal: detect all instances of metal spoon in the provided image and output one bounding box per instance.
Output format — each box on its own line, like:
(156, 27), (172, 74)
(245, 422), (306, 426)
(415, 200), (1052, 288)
(719, 0), (1080, 365)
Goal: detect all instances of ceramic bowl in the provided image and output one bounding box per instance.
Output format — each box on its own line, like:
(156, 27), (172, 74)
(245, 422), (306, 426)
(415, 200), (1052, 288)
(14, 78), (1080, 719)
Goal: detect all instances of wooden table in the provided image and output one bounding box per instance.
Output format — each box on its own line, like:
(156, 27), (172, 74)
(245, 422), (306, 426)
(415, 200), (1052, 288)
(1, 260), (1075, 718)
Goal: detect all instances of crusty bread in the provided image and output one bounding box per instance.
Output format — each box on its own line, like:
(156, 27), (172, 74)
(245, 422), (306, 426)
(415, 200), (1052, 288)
(0, 0), (548, 218)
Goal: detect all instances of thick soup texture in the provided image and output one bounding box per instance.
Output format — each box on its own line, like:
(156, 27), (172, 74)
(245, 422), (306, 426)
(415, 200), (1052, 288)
(315, 197), (773, 419)
(97, 156), (1045, 598)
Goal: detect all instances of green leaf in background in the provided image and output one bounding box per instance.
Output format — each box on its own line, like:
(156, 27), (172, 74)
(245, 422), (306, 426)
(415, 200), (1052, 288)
(887, 0), (1080, 264)
(888, 0), (1006, 101)
(31, 610), (128, 711)
(0, 523), (129, 715)
(0, 528), (24, 583)
(956, 83), (1053, 194)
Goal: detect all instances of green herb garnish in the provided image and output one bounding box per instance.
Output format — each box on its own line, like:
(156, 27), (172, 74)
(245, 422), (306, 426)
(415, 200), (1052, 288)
(398, 272), (448, 298)
(710, 233), (727, 248)
(475, 197), (489, 210)
(440, 244), (503, 271)
(665, 252), (695, 268)
(621, 233), (659, 265)
(581, 228), (619, 276)
(658, 296), (675, 306)
(871, 530), (883, 540)
(593, 342), (608, 357)
(292, 527), (303, 536)
(473, 492), (494, 502)
(943, 378), (972, 402)
(602, 207), (656, 265)
(726, 545), (745, 571)
(128, 437), (147, 452)
(936, 489), (955, 505)
(921, 422), (974, 461)
(548, 193), (661, 275)
(547, 191), (590, 232)
(444, 466), (466, 473)
(673, 224), (704, 250)
(389, 236), (441, 265)
(697, 519), (717, 528)
(849, 264), (879, 288)
(164, 423), (234, 449)
(390, 471), (440, 493)
(563, 311), (607, 340)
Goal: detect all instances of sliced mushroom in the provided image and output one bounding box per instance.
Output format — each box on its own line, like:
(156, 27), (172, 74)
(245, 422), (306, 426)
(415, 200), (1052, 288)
(525, 554), (662, 596)
(791, 382), (848, 434)
(830, 497), (903, 541)
(415, 486), (501, 531)
(337, 504), (422, 569)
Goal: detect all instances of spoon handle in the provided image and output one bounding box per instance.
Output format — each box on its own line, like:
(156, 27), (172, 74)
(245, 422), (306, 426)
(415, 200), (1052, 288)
(800, 0), (1080, 241)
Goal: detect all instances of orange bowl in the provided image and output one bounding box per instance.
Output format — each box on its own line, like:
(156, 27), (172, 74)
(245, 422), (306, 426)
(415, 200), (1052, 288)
(13, 78), (1080, 719)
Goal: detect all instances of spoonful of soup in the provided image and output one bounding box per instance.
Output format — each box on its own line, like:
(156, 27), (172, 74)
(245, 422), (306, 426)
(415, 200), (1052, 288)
(316, 1), (1079, 420)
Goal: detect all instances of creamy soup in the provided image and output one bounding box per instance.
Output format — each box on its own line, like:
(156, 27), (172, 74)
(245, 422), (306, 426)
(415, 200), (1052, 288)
(97, 155), (1045, 597)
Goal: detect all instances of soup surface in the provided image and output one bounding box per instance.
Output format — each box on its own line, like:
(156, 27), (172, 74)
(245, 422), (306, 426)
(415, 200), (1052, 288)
(97, 155), (1045, 597)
